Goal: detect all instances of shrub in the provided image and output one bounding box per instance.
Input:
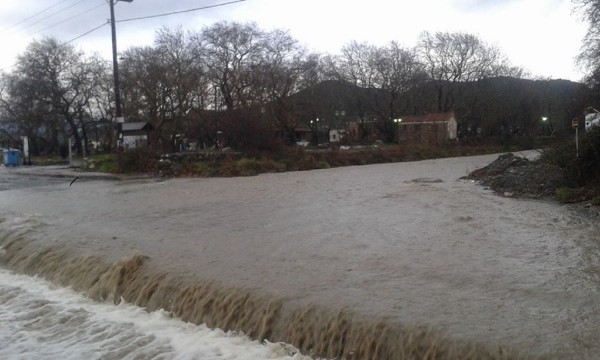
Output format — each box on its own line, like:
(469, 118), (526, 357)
(82, 154), (115, 173)
(554, 187), (593, 203)
(116, 148), (158, 173)
(555, 187), (578, 203)
(542, 126), (600, 186)
(235, 158), (285, 176)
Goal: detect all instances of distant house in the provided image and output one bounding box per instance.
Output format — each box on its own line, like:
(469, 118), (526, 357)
(293, 123), (312, 142)
(273, 123), (312, 144)
(346, 120), (377, 142)
(121, 122), (154, 149)
(329, 129), (346, 143)
(397, 112), (457, 144)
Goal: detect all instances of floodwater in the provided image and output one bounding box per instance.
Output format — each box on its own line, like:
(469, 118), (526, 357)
(0, 269), (308, 359)
(0, 152), (599, 359)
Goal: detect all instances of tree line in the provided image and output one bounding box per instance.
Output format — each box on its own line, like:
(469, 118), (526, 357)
(0, 20), (578, 156)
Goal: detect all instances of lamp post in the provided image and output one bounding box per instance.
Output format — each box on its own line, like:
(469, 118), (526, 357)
(393, 118), (402, 143)
(310, 118), (320, 146)
(109, 0), (133, 149)
(541, 116), (555, 136)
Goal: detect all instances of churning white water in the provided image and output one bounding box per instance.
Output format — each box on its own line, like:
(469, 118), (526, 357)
(0, 269), (308, 360)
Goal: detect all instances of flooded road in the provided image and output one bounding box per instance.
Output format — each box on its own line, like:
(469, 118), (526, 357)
(1, 152), (599, 359)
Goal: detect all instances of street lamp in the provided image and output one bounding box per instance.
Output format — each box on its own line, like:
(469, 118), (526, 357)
(310, 118), (320, 146)
(541, 116), (555, 136)
(393, 118), (402, 143)
(109, 0), (133, 149)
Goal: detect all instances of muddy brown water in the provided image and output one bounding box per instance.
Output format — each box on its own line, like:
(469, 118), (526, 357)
(1, 153), (599, 359)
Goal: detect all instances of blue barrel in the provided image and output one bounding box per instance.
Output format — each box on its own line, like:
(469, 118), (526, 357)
(3, 149), (21, 167)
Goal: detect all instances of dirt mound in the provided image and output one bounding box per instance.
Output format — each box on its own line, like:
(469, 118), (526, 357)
(465, 153), (568, 198)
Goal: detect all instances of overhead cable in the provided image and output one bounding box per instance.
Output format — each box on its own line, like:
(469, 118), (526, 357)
(8, 0), (91, 34)
(116, 0), (246, 23)
(28, 3), (106, 37)
(62, 21), (108, 45)
(1, 0), (73, 32)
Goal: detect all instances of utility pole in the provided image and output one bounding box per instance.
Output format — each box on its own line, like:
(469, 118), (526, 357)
(109, 0), (133, 148)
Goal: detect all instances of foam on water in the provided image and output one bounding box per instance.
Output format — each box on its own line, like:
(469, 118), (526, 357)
(0, 269), (309, 360)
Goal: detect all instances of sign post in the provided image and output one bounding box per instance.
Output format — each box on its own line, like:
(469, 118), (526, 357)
(572, 118), (579, 158)
(21, 136), (30, 165)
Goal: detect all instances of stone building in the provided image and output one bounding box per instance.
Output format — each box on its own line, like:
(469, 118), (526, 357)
(397, 112), (457, 144)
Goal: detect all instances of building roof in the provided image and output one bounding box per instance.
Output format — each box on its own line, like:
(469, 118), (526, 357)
(122, 122), (154, 132)
(272, 123), (312, 133)
(294, 124), (311, 133)
(399, 112), (455, 125)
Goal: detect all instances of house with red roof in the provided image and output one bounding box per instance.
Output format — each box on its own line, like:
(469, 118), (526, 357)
(397, 112), (457, 144)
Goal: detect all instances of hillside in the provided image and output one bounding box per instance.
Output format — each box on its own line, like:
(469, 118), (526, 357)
(285, 77), (598, 140)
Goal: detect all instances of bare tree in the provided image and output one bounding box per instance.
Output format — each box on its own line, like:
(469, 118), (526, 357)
(0, 71), (54, 154)
(2, 37), (107, 155)
(575, 0), (600, 87)
(195, 21), (265, 111)
(188, 21), (320, 147)
(154, 27), (208, 138)
(326, 41), (381, 140)
(334, 41), (379, 88)
(417, 31), (512, 112)
(370, 42), (427, 140)
(250, 29), (316, 143)
(120, 45), (162, 123)
(121, 27), (209, 150)
(325, 41), (428, 141)
(84, 56), (114, 153)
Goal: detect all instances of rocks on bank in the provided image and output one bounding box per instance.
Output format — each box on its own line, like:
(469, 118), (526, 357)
(464, 153), (569, 198)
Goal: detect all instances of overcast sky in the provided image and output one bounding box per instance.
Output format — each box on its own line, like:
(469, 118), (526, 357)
(0, 0), (589, 81)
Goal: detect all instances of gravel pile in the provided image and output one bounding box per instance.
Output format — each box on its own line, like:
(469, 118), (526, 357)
(465, 153), (569, 198)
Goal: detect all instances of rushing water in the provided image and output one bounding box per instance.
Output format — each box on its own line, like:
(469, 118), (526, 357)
(1, 153), (599, 359)
(0, 268), (307, 359)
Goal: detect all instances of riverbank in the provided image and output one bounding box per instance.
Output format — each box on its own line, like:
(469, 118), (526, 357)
(82, 143), (526, 177)
(465, 153), (600, 206)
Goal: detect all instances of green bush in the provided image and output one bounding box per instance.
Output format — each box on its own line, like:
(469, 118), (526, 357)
(555, 187), (578, 203)
(82, 154), (116, 173)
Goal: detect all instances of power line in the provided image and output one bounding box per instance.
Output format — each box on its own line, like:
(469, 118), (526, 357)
(12, 0), (247, 53)
(1, 0), (73, 32)
(116, 0), (247, 23)
(62, 21), (108, 45)
(28, 2), (106, 37)
(8, 0), (91, 35)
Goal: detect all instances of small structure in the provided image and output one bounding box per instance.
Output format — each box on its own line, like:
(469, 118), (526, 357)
(274, 123), (312, 144)
(3, 148), (21, 167)
(329, 129), (345, 143)
(121, 122), (154, 149)
(585, 112), (600, 131)
(397, 112), (457, 144)
(293, 124), (312, 143)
